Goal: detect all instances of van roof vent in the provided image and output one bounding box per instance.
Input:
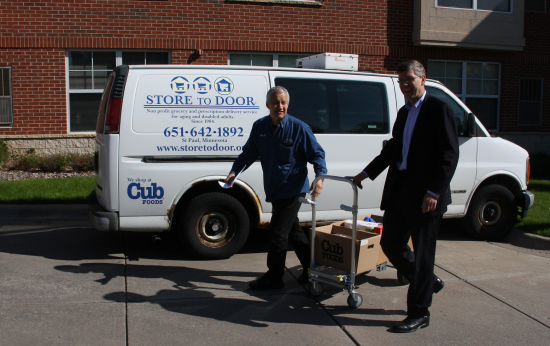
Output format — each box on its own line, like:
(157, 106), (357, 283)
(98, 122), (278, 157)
(296, 53), (358, 71)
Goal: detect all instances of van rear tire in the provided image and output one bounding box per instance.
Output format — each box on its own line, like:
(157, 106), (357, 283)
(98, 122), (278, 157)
(462, 184), (516, 241)
(178, 192), (250, 259)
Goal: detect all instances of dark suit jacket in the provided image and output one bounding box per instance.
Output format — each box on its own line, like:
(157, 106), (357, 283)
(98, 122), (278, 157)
(364, 93), (459, 216)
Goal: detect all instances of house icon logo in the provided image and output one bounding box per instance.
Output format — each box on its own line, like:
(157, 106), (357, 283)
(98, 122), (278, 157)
(170, 76), (190, 94)
(214, 77), (234, 95)
(192, 77), (212, 94)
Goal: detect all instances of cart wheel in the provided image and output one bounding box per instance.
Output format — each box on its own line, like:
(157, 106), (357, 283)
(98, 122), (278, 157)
(397, 271), (409, 285)
(347, 293), (363, 309)
(309, 282), (323, 297)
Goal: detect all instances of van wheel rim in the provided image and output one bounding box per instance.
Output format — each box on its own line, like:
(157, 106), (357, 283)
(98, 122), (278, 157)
(479, 201), (502, 226)
(198, 212), (229, 242)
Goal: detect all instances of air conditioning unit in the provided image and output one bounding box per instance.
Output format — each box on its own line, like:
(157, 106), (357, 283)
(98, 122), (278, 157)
(296, 53), (359, 71)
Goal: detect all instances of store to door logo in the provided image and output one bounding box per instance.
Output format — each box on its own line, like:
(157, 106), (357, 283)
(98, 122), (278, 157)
(193, 77), (212, 94)
(214, 77), (234, 95)
(171, 76), (190, 94)
(127, 183), (164, 204)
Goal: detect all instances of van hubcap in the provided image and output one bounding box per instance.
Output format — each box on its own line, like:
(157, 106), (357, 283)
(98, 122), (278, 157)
(199, 212), (229, 242)
(479, 201), (502, 226)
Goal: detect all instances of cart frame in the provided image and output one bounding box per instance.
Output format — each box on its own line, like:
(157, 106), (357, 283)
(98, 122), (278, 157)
(300, 174), (363, 308)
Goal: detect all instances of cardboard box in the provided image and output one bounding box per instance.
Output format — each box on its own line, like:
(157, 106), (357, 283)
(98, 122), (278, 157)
(313, 224), (381, 274)
(332, 214), (413, 266)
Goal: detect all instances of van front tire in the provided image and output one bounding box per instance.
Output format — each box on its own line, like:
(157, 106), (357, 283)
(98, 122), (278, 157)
(463, 184), (516, 241)
(178, 192), (250, 259)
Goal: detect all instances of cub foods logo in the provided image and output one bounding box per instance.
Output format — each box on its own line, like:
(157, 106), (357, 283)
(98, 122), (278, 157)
(127, 183), (164, 204)
(170, 76), (234, 95)
(321, 239), (344, 263)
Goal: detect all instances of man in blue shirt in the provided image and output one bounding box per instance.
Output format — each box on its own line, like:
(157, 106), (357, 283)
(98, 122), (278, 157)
(225, 86), (327, 291)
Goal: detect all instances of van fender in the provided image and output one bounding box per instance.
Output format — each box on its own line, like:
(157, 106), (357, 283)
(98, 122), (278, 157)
(165, 176), (262, 231)
(463, 170), (524, 214)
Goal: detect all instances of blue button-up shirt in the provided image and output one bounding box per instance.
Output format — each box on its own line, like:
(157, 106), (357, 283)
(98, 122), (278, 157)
(230, 114), (327, 202)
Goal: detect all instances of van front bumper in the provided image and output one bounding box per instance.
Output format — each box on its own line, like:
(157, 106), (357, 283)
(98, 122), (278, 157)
(89, 191), (119, 231)
(521, 190), (535, 219)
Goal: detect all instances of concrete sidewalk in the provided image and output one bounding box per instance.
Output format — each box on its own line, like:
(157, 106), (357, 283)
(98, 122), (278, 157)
(1, 218), (549, 345)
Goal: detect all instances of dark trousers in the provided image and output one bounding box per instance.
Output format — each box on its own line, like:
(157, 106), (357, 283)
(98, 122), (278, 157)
(266, 193), (310, 279)
(381, 200), (442, 318)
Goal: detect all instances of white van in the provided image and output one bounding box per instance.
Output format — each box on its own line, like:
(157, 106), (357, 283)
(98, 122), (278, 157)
(89, 64), (534, 259)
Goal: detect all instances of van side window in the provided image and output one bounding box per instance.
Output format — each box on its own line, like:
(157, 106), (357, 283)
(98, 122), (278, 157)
(276, 78), (389, 134)
(426, 86), (466, 136)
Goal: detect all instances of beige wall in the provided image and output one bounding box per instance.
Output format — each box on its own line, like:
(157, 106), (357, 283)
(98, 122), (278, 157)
(1, 134), (95, 155)
(414, 0), (525, 51)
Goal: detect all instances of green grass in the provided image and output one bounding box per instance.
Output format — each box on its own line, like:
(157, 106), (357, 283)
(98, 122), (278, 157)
(515, 180), (550, 237)
(0, 177), (95, 204)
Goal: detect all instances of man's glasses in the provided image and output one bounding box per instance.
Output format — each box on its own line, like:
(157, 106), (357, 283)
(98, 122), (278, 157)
(397, 76), (419, 84)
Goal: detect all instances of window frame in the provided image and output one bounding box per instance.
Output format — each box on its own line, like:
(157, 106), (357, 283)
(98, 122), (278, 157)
(517, 78), (544, 126)
(435, 0), (513, 13)
(65, 50), (171, 133)
(228, 52), (313, 68)
(428, 59), (501, 131)
(0, 66), (13, 127)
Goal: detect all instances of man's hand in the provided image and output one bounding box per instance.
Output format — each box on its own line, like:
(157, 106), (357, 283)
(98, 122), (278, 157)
(224, 173), (236, 187)
(347, 172), (367, 189)
(422, 192), (438, 213)
(310, 179), (323, 199)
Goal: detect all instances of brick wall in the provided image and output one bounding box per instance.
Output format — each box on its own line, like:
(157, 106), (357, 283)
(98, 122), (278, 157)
(0, 49), (67, 135)
(0, 0), (548, 140)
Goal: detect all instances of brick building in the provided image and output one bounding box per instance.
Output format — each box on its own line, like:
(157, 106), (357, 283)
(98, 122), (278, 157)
(0, 0), (548, 154)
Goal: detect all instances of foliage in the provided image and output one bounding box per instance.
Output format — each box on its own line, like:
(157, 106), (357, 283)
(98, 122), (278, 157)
(0, 140), (9, 164)
(9, 151), (94, 173)
(515, 180), (550, 237)
(0, 177), (95, 204)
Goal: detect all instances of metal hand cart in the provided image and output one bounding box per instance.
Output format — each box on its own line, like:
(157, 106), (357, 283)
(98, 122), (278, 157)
(299, 174), (365, 309)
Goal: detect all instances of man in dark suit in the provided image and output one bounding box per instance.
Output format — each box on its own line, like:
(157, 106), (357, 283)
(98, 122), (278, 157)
(351, 60), (459, 333)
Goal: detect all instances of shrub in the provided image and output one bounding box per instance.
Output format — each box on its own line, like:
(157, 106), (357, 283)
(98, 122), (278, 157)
(0, 140), (9, 164)
(37, 153), (68, 172)
(13, 151), (39, 171)
(67, 153), (95, 172)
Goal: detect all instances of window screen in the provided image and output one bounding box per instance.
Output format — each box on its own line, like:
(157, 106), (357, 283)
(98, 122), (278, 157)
(276, 78), (389, 134)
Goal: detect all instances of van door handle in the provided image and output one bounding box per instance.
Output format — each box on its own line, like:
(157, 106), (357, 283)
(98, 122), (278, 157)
(383, 140), (389, 148)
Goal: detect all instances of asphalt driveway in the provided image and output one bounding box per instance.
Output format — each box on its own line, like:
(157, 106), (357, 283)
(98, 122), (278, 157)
(1, 218), (549, 345)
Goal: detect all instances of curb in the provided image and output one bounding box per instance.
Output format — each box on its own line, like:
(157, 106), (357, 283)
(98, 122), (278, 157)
(503, 227), (550, 251)
(0, 204), (88, 221)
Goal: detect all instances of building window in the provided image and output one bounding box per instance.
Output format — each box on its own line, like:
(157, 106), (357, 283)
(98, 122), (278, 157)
(437, 0), (511, 12)
(518, 79), (543, 125)
(67, 51), (169, 132)
(428, 60), (500, 130)
(229, 53), (311, 68)
(0, 66), (12, 126)
(525, 0), (546, 12)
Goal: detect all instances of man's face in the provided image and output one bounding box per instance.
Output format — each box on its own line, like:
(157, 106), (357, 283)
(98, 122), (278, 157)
(266, 92), (289, 124)
(398, 69), (426, 104)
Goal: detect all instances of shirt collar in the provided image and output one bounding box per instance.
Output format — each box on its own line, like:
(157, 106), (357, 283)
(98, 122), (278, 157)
(405, 90), (427, 111)
(277, 113), (289, 129)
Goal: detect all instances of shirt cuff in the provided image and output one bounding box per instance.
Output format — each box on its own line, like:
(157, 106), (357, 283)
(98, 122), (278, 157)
(362, 171), (369, 179)
(427, 190), (439, 198)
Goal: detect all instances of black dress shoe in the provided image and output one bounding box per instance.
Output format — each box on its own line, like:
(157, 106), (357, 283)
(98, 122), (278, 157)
(390, 316), (430, 333)
(297, 272), (309, 285)
(433, 276), (445, 294)
(249, 274), (284, 291)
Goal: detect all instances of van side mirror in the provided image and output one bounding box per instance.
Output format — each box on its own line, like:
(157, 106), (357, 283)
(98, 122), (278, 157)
(466, 113), (477, 137)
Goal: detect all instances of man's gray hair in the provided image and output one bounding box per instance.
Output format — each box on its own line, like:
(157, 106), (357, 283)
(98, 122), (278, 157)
(397, 60), (426, 78)
(266, 86), (289, 103)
